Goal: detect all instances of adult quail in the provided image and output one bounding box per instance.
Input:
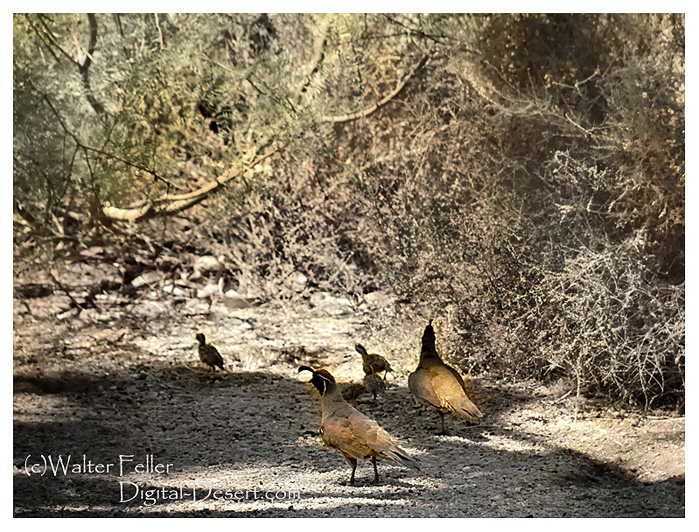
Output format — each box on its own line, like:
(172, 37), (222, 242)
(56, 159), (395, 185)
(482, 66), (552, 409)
(408, 322), (483, 434)
(363, 372), (386, 401)
(355, 344), (393, 380)
(195, 333), (224, 371)
(298, 365), (419, 484)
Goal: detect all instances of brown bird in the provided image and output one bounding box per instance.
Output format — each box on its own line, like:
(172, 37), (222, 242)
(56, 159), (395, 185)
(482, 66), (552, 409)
(355, 344), (393, 380)
(195, 333), (224, 371)
(341, 383), (367, 402)
(298, 365), (419, 484)
(363, 372), (386, 401)
(408, 323), (483, 434)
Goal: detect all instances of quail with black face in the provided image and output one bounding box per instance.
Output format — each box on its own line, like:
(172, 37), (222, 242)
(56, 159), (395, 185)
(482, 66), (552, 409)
(299, 365), (419, 484)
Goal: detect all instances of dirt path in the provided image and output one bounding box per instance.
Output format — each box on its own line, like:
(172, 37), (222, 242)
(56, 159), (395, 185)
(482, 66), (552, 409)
(13, 287), (684, 517)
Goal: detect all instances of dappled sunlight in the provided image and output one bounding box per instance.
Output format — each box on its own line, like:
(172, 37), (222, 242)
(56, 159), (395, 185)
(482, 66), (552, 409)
(14, 12), (683, 517)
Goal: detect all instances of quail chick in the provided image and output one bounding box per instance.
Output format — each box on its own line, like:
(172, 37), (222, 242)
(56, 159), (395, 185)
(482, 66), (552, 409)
(341, 383), (367, 402)
(408, 322), (483, 434)
(299, 365), (419, 484)
(195, 333), (224, 371)
(355, 344), (393, 380)
(363, 372), (386, 401)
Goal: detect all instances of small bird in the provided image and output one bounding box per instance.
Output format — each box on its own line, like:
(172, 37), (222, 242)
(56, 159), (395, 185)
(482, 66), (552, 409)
(341, 383), (367, 402)
(355, 344), (393, 380)
(408, 322), (483, 434)
(195, 333), (224, 371)
(363, 372), (386, 401)
(298, 365), (419, 484)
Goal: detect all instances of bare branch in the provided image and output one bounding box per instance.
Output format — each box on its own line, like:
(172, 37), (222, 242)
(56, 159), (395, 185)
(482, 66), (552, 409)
(154, 14), (165, 51)
(296, 16), (329, 99)
(34, 14), (83, 67)
(321, 50), (433, 124)
(98, 143), (281, 223)
(79, 14), (105, 115)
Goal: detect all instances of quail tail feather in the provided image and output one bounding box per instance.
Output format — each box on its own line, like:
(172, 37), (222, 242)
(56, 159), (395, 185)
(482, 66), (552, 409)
(383, 446), (420, 471)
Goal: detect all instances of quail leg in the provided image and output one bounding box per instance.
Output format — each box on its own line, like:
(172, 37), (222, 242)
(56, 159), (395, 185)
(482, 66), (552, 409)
(438, 412), (448, 435)
(345, 456), (358, 484)
(371, 456), (380, 484)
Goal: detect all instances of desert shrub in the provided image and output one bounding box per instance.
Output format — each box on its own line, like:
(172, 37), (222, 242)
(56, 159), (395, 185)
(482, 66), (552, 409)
(13, 14), (684, 409)
(13, 13), (411, 294)
(347, 14), (684, 409)
(200, 153), (383, 298)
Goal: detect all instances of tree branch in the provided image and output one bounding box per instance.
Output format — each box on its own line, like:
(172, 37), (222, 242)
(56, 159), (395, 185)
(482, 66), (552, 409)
(78, 14), (105, 115)
(296, 16), (329, 99)
(98, 143), (281, 222)
(34, 14), (83, 67)
(153, 13), (165, 51)
(381, 14), (450, 45)
(35, 83), (281, 224)
(37, 87), (179, 190)
(321, 49), (433, 124)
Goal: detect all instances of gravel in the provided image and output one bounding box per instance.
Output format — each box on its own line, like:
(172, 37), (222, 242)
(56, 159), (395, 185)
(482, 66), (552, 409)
(13, 288), (685, 517)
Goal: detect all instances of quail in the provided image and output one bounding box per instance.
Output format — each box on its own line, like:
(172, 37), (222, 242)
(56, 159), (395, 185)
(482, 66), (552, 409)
(341, 383), (367, 402)
(355, 344), (393, 380)
(363, 372), (386, 401)
(408, 322), (483, 434)
(298, 365), (419, 484)
(195, 333), (224, 371)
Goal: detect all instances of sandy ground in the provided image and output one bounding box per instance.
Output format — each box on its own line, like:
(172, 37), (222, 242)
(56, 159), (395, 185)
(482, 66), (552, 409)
(13, 279), (684, 517)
